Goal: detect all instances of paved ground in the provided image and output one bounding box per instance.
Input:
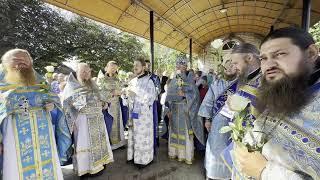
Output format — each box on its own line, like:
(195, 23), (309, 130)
(62, 139), (206, 180)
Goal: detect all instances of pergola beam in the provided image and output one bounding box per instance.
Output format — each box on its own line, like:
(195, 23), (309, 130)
(301, 0), (311, 31)
(150, 11), (155, 73)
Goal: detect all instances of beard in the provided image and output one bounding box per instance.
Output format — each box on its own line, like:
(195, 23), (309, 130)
(77, 76), (99, 92)
(5, 67), (36, 86)
(256, 67), (312, 116)
(237, 72), (248, 85)
(224, 73), (236, 81)
(78, 77), (93, 87)
(237, 64), (249, 85)
(134, 69), (144, 76)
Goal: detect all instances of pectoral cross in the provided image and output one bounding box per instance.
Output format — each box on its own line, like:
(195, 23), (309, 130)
(19, 97), (30, 116)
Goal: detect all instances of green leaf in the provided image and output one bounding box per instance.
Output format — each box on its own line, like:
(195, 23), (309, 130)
(231, 133), (238, 141)
(233, 129), (240, 138)
(219, 126), (232, 134)
(229, 122), (236, 129)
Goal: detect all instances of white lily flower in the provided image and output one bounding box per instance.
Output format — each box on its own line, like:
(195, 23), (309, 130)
(45, 66), (55, 73)
(227, 94), (250, 112)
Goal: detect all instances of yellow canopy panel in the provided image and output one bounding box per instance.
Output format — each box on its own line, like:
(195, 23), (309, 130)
(45, 0), (320, 54)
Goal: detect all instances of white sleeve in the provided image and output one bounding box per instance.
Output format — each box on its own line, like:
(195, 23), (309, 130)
(141, 79), (156, 106)
(261, 162), (305, 180)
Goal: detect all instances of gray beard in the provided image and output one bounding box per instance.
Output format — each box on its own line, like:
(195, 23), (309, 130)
(79, 78), (93, 88)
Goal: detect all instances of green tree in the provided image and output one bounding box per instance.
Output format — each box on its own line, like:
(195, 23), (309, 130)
(0, 0), (72, 72)
(143, 42), (184, 76)
(66, 17), (146, 73)
(0, 0), (145, 74)
(310, 22), (320, 47)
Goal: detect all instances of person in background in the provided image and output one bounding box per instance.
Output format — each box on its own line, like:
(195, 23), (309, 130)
(125, 58), (157, 168)
(145, 59), (161, 152)
(51, 72), (60, 94)
(63, 63), (113, 177)
(198, 76), (209, 103)
(207, 69), (217, 85)
(160, 79), (171, 140)
(166, 55), (205, 165)
(194, 70), (203, 87)
(198, 61), (237, 180)
(0, 49), (71, 180)
(234, 27), (320, 180)
(97, 61), (127, 150)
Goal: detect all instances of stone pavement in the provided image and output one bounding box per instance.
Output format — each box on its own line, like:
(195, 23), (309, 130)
(62, 140), (206, 180)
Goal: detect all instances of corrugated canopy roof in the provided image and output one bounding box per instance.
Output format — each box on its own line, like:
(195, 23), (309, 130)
(45, 0), (320, 54)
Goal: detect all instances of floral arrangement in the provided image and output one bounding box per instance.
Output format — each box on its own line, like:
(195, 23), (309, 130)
(44, 66), (55, 78)
(219, 94), (265, 152)
(45, 66), (55, 73)
(176, 76), (185, 87)
(176, 71), (186, 90)
(117, 70), (128, 82)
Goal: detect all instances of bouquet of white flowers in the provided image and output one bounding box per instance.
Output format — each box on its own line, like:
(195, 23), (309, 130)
(220, 94), (265, 152)
(44, 66), (55, 78)
(117, 70), (128, 82)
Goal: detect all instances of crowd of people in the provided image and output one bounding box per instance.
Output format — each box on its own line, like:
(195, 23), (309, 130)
(0, 26), (319, 180)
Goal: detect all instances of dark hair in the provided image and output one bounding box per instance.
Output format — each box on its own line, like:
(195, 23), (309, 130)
(231, 43), (260, 57)
(196, 71), (202, 77)
(201, 75), (207, 81)
(145, 59), (150, 63)
(261, 27), (315, 50)
(135, 57), (146, 66)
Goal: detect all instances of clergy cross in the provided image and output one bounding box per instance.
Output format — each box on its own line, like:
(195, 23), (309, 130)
(20, 127), (29, 135)
(26, 173), (36, 180)
(19, 97), (30, 115)
(23, 155), (32, 163)
(39, 123), (46, 130)
(42, 150), (50, 158)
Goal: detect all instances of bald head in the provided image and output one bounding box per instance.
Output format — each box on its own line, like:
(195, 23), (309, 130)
(105, 61), (118, 75)
(1, 49), (35, 85)
(77, 63), (92, 81)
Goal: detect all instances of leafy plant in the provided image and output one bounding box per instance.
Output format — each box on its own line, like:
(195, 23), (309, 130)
(310, 22), (320, 47)
(219, 95), (265, 152)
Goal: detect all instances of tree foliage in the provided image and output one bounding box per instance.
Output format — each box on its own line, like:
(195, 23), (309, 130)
(153, 43), (183, 76)
(310, 22), (320, 47)
(0, 0), (145, 74)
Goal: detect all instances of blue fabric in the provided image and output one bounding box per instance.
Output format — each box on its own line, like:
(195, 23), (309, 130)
(103, 109), (114, 137)
(212, 81), (238, 118)
(50, 81), (60, 94)
(102, 98), (128, 140)
(220, 142), (234, 172)
(150, 73), (161, 94)
(0, 83), (72, 178)
(166, 72), (205, 146)
(310, 81), (320, 93)
(205, 72), (261, 179)
(131, 112), (139, 119)
(119, 98), (128, 127)
(194, 134), (206, 151)
(205, 112), (232, 179)
(50, 107), (73, 165)
(153, 101), (159, 154)
(245, 82), (320, 179)
(200, 79), (233, 179)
